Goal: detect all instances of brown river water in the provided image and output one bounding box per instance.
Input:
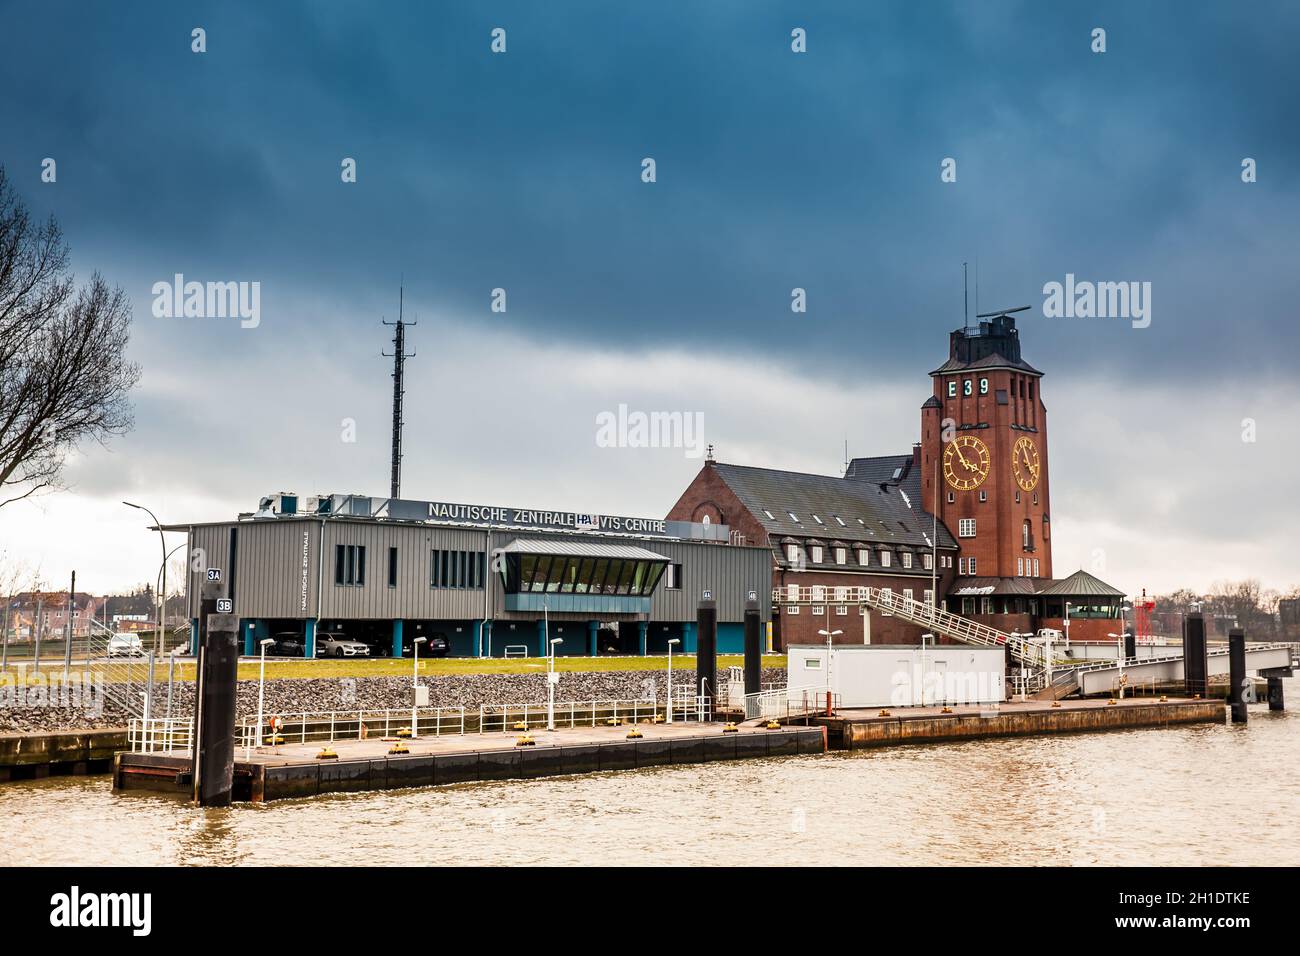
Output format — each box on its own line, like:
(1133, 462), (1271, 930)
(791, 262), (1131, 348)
(4, 683), (1298, 866)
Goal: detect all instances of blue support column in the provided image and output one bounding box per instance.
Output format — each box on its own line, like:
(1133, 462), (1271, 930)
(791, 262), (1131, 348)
(587, 620), (599, 656)
(189, 618), (199, 655)
(474, 620), (486, 658)
(682, 621), (697, 653)
(637, 621), (648, 656)
(304, 618), (317, 658)
(536, 618), (547, 657)
(392, 618), (404, 658)
(243, 621), (255, 657)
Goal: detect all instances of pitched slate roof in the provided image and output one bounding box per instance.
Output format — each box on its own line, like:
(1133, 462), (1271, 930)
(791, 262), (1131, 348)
(498, 539), (669, 561)
(1034, 569), (1126, 597)
(844, 452), (926, 504)
(931, 352), (1042, 376)
(712, 462), (956, 551)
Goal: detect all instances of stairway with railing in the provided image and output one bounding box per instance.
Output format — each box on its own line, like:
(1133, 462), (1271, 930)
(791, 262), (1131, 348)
(775, 584), (1050, 691)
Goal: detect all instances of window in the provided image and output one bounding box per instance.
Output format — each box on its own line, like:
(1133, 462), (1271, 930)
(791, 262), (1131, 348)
(432, 549), (485, 589)
(834, 516), (846, 526)
(810, 546), (823, 563)
(835, 547), (846, 565)
(947, 491), (955, 504)
(1043, 514), (1050, 540)
(812, 514), (824, 525)
(981, 597), (994, 615)
(968, 558), (977, 575)
(961, 597), (975, 615)
(1017, 557), (1024, 576)
(811, 605), (824, 616)
(958, 518), (976, 538)
(387, 547), (398, 588)
(1023, 520), (1033, 550)
(979, 490), (988, 502)
(763, 510), (775, 520)
(856, 586), (868, 601)
(788, 604), (800, 615)
(1033, 558), (1040, 577)
(880, 551), (891, 568)
(880, 588), (893, 615)
(335, 544), (366, 586)
(903, 588), (914, 602)
(804, 657), (820, 669)
(835, 586), (849, 602)
(958, 557), (966, 575)
(858, 549), (869, 566)
(1015, 490), (1021, 504)
(786, 544), (800, 564)
(923, 588), (934, 606)
(786, 583), (798, 601)
(902, 552), (913, 569)
(788, 512), (800, 523)
(836, 605), (848, 616)
(922, 553), (933, 570)
(1032, 493), (1038, 506)
(665, 563), (683, 589)
(811, 586), (825, 602)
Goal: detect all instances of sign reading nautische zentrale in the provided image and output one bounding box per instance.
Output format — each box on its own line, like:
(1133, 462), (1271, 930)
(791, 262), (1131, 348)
(425, 501), (668, 536)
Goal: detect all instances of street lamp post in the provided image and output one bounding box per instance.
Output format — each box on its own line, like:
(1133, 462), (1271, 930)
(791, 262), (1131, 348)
(666, 638), (681, 723)
(817, 627), (843, 715)
(921, 632), (934, 706)
(252, 637), (275, 756)
(411, 636), (427, 739)
(1064, 602), (1072, 650)
(123, 501), (169, 656)
(547, 637), (563, 730)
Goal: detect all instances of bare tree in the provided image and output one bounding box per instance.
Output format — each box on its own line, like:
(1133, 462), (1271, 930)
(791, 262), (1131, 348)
(0, 166), (141, 508)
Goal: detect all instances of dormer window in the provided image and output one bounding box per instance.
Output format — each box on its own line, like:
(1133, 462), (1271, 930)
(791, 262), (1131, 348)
(810, 546), (823, 563)
(786, 544), (800, 564)
(835, 547), (846, 565)
(881, 551), (892, 568)
(858, 549), (869, 566)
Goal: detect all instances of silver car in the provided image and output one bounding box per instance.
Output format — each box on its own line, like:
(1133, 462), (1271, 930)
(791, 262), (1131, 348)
(316, 632), (370, 658)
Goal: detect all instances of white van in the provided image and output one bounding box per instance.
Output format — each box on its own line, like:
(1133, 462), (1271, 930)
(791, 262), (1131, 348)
(107, 633), (145, 657)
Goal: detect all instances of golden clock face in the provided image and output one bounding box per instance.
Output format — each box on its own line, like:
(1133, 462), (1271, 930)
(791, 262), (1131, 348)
(943, 435), (991, 491)
(1012, 436), (1040, 492)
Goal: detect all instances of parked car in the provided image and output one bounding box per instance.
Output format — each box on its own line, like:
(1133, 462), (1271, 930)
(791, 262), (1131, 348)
(107, 633), (145, 658)
(403, 633), (450, 658)
(315, 632), (370, 658)
(268, 632), (305, 657)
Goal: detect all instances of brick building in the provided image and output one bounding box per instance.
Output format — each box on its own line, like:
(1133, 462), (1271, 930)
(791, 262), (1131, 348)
(667, 311), (1128, 648)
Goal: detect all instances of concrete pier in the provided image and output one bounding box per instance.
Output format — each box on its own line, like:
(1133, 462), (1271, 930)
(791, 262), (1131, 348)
(114, 721), (828, 803)
(0, 729), (127, 782)
(818, 696), (1225, 750)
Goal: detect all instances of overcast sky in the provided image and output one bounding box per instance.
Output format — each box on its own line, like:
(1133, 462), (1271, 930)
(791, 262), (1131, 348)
(1, 1), (1297, 597)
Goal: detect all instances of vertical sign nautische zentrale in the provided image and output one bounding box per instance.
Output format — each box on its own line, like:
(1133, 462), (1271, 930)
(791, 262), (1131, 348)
(300, 530), (309, 612)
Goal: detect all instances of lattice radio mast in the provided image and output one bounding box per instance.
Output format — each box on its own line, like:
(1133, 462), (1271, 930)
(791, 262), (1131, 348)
(382, 284), (416, 501)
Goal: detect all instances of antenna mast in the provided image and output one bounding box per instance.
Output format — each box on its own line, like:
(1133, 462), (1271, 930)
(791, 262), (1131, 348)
(963, 261), (969, 329)
(382, 284), (416, 501)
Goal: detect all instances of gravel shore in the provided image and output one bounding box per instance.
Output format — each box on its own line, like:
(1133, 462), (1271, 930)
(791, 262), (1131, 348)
(0, 667), (787, 734)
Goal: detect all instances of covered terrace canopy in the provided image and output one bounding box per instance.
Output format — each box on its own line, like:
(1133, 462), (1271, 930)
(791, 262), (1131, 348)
(498, 539), (669, 597)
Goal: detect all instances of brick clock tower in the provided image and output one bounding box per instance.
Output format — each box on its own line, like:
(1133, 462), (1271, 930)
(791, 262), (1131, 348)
(919, 311), (1053, 583)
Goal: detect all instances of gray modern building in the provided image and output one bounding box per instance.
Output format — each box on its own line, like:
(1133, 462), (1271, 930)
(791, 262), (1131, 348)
(168, 493), (771, 658)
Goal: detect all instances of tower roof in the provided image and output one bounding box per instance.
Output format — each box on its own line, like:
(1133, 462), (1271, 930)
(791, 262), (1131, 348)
(931, 312), (1042, 376)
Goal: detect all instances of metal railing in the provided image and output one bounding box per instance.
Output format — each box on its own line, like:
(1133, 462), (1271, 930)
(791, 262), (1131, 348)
(237, 707), (468, 750)
(127, 717), (193, 753)
(478, 696), (709, 732)
(744, 684), (827, 720)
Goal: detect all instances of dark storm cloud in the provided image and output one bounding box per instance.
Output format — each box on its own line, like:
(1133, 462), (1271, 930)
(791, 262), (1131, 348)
(1, 0), (1297, 380)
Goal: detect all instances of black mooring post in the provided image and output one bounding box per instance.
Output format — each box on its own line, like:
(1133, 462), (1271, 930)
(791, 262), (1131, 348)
(743, 593), (761, 698)
(1183, 612), (1208, 698)
(190, 579), (221, 786)
(1228, 626), (1248, 724)
(194, 611), (240, 806)
(1267, 676), (1285, 711)
(1124, 630), (1136, 661)
(696, 594), (717, 720)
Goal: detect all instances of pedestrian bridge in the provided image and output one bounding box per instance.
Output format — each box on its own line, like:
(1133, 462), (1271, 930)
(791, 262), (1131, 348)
(1071, 643), (1295, 696)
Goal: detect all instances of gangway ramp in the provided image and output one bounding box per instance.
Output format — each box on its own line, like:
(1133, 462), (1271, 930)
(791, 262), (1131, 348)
(1072, 642), (1294, 696)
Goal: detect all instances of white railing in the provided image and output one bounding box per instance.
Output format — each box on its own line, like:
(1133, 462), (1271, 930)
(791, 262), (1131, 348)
(478, 696), (710, 732)
(237, 706), (467, 750)
(127, 717), (193, 753)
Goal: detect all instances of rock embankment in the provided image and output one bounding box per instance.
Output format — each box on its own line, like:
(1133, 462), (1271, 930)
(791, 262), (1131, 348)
(0, 667), (786, 733)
